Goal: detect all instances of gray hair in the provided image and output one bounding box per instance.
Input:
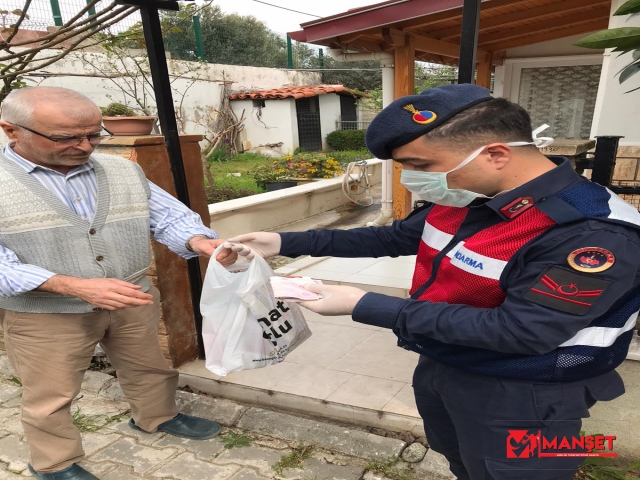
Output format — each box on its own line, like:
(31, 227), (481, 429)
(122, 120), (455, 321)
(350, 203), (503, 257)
(1, 87), (100, 125)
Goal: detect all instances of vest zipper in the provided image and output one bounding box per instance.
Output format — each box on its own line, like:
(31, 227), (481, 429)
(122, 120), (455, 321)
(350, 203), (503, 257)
(409, 234), (463, 300)
(399, 234), (465, 351)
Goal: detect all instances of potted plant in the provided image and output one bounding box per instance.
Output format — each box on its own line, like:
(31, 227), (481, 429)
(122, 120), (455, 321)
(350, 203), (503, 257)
(249, 160), (297, 192)
(101, 102), (157, 136)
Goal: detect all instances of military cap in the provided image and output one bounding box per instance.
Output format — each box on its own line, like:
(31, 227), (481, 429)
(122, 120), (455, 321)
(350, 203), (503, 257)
(365, 84), (493, 159)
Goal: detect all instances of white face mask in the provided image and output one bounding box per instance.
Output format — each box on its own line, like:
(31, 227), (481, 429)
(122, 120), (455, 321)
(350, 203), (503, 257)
(400, 125), (554, 207)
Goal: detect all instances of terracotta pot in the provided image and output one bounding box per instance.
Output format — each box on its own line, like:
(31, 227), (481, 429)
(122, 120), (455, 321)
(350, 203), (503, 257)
(103, 116), (157, 136)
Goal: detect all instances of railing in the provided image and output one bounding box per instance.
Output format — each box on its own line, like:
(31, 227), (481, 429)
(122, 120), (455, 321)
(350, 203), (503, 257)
(335, 120), (371, 131)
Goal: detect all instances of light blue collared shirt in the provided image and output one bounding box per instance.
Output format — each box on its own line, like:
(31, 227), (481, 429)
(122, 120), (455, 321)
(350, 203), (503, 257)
(0, 145), (217, 297)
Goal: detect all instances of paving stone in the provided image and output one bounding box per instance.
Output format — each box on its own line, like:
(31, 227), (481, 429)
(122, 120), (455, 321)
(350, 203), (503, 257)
(81, 371), (114, 394)
(2, 397), (21, 408)
(231, 469), (273, 480)
(238, 408), (406, 460)
(215, 445), (284, 475)
(0, 356), (14, 378)
(0, 429), (9, 438)
(81, 432), (122, 456)
(363, 471), (393, 480)
(72, 393), (130, 425)
(0, 435), (30, 473)
(0, 409), (24, 436)
(105, 418), (166, 446)
(91, 437), (177, 474)
(283, 458), (363, 480)
(101, 382), (126, 402)
(153, 452), (240, 479)
(0, 463), (24, 480)
(175, 391), (196, 411)
(401, 442), (427, 463)
(414, 449), (455, 479)
(99, 465), (147, 480)
(152, 434), (225, 460)
(178, 392), (246, 427)
(78, 460), (119, 478)
(0, 384), (21, 404)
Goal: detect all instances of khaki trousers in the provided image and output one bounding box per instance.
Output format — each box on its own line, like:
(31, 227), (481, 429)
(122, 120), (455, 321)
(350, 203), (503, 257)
(2, 287), (179, 472)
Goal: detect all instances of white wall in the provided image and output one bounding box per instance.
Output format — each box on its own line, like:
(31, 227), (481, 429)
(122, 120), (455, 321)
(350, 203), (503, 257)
(590, 0), (640, 145)
(208, 160), (384, 238)
(319, 94), (341, 150)
(504, 34), (603, 58)
(0, 48), (321, 146)
(233, 98), (297, 155)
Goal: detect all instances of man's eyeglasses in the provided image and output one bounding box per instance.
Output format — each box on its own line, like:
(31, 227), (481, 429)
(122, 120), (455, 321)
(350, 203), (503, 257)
(12, 124), (113, 146)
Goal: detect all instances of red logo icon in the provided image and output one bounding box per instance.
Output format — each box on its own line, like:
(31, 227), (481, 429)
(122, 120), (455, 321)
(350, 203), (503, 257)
(507, 430), (539, 458)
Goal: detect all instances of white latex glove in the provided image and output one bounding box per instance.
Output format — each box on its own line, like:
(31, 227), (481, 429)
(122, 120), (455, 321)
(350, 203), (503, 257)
(298, 283), (367, 316)
(225, 232), (282, 260)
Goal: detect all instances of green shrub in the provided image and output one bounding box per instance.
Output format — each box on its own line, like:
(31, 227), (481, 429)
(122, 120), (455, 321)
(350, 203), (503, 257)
(326, 129), (367, 151)
(206, 185), (261, 203)
(100, 102), (136, 117)
(330, 148), (373, 163)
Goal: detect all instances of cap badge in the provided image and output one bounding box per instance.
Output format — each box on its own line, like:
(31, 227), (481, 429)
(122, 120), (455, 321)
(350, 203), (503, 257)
(567, 247), (615, 273)
(403, 104), (437, 125)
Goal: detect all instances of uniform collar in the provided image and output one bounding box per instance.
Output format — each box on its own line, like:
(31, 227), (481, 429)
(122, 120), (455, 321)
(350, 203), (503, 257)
(477, 157), (584, 220)
(4, 143), (94, 176)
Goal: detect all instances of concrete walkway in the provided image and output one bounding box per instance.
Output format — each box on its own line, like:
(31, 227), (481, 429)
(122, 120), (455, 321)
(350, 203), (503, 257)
(0, 350), (453, 480)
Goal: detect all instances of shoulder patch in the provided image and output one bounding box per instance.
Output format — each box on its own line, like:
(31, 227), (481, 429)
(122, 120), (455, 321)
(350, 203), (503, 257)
(523, 266), (611, 315)
(567, 247), (615, 273)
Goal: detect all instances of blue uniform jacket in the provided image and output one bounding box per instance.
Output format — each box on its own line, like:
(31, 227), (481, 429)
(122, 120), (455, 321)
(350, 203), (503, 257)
(279, 158), (640, 395)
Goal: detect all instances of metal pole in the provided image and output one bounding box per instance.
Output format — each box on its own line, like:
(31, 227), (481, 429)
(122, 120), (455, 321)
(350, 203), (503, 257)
(591, 136), (624, 187)
(139, 6), (206, 358)
(192, 15), (206, 62)
(49, 0), (63, 26)
(87, 0), (97, 29)
(318, 48), (324, 68)
(458, 0), (481, 84)
(287, 35), (293, 69)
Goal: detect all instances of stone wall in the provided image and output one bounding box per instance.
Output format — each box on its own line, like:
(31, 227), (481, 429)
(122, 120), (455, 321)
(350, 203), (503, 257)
(611, 146), (640, 210)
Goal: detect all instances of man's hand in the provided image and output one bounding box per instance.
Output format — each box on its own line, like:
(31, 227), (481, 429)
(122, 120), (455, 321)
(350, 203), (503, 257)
(38, 276), (154, 311)
(298, 283), (367, 316)
(188, 238), (238, 266)
(225, 232), (282, 260)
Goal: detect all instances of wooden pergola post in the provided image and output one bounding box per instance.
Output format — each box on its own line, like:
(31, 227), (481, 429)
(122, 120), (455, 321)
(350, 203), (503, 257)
(476, 53), (493, 88)
(392, 35), (416, 220)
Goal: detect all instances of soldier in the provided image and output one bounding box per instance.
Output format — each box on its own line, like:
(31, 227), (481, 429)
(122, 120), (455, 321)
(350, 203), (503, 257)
(229, 84), (640, 479)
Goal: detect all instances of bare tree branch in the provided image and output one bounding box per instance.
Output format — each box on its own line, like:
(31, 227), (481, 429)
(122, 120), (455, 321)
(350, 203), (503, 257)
(1, 6), (133, 61)
(0, 7), (136, 81)
(1, 1), (121, 48)
(4, 0), (32, 44)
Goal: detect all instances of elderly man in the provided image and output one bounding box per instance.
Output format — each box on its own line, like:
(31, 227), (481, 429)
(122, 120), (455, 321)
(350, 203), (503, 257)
(0, 87), (235, 480)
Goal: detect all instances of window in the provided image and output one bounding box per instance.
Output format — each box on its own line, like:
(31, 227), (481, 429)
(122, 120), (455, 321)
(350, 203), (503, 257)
(253, 99), (266, 108)
(495, 55), (603, 139)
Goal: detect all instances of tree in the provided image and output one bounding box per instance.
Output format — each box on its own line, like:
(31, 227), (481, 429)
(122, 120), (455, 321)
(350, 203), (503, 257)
(0, 1), (138, 103)
(361, 63), (458, 111)
(575, 0), (640, 93)
(161, 5), (291, 68)
(319, 57), (382, 92)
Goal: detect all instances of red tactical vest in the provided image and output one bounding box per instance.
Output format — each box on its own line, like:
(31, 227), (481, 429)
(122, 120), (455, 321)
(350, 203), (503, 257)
(411, 204), (557, 307)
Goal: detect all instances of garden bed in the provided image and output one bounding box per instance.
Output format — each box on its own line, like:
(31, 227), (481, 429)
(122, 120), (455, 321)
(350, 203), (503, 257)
(206, 149), (372, 203)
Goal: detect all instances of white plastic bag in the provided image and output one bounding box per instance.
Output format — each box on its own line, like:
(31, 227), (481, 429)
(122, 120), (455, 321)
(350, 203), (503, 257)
(200, 246), (312, 376)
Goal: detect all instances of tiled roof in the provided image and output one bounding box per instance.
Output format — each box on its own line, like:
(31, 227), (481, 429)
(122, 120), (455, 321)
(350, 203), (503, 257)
(229, 85), (362, 100)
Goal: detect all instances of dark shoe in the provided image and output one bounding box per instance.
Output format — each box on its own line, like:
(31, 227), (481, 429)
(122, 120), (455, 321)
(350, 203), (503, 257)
(28, 464), (98, 480)
(129, 413), (222, 440)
